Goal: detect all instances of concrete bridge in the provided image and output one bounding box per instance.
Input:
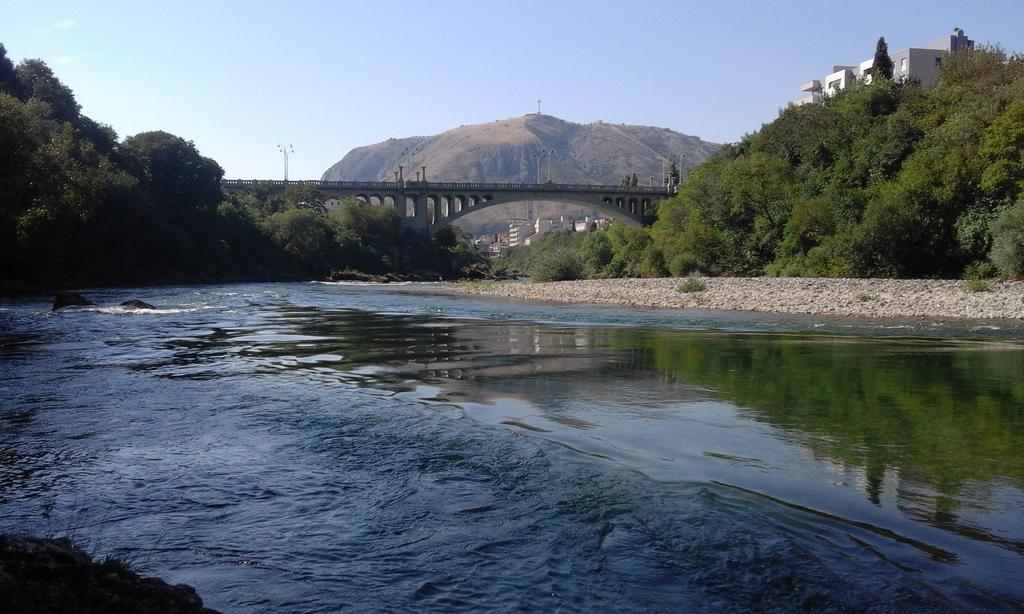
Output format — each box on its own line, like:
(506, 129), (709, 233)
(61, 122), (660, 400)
(222, 179), (673, 234)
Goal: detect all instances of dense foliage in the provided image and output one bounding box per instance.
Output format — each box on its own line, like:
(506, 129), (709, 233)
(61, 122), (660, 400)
(0, 44), (483, 290)
(511, 46), (1024, 281)
(656, 45), (1024, 279)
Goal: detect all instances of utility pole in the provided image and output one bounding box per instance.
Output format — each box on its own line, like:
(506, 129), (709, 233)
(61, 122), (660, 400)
(277, 144), (294, 181)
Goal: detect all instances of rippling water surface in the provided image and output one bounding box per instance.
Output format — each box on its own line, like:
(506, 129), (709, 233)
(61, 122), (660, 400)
(2, 282), (1023, 611)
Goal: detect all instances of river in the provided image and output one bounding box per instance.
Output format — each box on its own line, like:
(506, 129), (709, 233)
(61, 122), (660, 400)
(1, 282), (1023, 611)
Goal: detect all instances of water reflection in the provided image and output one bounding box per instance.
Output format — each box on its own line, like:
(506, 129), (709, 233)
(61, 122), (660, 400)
(4, 289), (1024, 609)
(134, 304), (1024, 564)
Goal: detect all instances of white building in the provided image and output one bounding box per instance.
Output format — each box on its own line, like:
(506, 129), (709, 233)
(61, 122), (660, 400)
(798, 28), (973, 105)
(507, 220), (534, 247)
(522, 218), (564, 246)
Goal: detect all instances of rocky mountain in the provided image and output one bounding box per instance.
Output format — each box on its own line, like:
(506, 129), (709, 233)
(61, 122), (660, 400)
(321, 114), (721, 233)
(323, 114), (719, 184)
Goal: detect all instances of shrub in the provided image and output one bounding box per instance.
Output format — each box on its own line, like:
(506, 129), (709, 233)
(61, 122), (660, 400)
(989, 200), (1024, 277)
(963, 261), (998, 280)
(677, 275), (707, 293)
(964, 278), (991, 292)
(530, 249), (583, 282)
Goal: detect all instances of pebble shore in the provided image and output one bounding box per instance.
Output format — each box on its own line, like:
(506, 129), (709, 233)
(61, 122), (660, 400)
(448, 277), (1024, 320)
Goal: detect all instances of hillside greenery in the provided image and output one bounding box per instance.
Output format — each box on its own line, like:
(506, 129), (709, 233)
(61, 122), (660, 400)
(0, 44), (483, 291)
(510, 45), (1024, 281)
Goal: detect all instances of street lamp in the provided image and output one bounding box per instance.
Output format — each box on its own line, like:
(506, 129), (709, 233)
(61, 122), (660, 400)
(277, 144), (294, 182)
(535, 150), (547, 184)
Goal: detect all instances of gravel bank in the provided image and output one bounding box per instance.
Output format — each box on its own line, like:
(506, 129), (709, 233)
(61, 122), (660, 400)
(448, 277), (1024, 319)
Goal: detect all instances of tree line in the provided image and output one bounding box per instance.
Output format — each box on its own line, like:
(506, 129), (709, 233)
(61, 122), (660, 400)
(0, 43), (483, 291)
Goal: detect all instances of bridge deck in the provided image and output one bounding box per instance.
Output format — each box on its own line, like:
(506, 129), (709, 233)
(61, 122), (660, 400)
(222, 179), (671, 195)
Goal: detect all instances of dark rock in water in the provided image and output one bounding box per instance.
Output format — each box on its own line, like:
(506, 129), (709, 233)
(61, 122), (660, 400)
(52, 292), (95, 311)
(0, 533), (217, 613)
(120, 299), (156, 310)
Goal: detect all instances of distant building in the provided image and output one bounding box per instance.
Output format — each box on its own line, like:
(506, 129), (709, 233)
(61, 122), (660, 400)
(522, 218), (558, 246)
(798, 28), (974, 105)
(508, 220), (534, 247)
(572, 216), (613, 232)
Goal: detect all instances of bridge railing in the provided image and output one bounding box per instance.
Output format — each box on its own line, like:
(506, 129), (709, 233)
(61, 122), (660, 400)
(221, 179), (670, 195)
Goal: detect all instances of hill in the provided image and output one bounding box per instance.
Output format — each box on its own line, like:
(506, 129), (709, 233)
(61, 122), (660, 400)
(322, 115), (720, 233)
(322, 114), (719, 184)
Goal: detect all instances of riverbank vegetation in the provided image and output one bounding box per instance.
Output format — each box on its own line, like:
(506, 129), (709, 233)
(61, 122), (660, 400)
(505, 45), (1024, 282)
(4, 41), (1024, 291)
(0, 44), (483, 292)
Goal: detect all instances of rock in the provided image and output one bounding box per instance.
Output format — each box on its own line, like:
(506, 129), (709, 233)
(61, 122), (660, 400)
(0, 533), (216, 613)
(120, 299), (156, 310)
(52, 292), (95, 311)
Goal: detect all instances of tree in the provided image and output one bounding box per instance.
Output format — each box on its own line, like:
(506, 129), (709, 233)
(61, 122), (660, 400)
(979, 100), (1024, 200)
(0, 44), (21, 98)
(263, 208), (335, 273)
(121, 131), (224, 214)
(16, 59), (80, 123)
(284, 185), (327, 215)
(989, 200), (1024, 277)
(873, 37), (894, 81)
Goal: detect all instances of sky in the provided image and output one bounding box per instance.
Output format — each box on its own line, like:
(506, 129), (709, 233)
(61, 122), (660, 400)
(3, 0), (1023, 180)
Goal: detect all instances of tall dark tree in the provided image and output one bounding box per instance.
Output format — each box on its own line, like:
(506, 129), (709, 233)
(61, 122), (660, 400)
(121, 131), (224, 214)
(873, 37), (895, 81)
(0, 44), (21, 98)
(15, 59), (80, 122)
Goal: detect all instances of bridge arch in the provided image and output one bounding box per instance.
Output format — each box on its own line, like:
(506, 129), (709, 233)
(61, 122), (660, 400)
(429, 192), (645, 234)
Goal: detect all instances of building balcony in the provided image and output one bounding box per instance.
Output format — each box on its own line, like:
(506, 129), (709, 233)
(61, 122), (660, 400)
(800, 80), (821, 92)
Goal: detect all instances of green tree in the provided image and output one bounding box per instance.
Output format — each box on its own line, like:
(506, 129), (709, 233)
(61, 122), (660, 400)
(579, 231), (613, 277)
(873, 37), (894, 81)
(121, 131), (224, 214)
(284, 185), (328, 215)
(978, 100), (1024, 200)
(0, 44), (21, 97)
(263, 208), (335, 273)
(989, 200), (1024, 277)
(15, 58), (80, 123)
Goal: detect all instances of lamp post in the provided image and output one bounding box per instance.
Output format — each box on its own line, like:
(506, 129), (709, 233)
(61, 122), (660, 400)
(535, 150), (547, 184)
(277, 144), (294, 182)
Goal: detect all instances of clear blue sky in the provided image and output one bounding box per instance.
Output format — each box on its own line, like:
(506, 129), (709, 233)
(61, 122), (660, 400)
(3, 0), (1023, 180)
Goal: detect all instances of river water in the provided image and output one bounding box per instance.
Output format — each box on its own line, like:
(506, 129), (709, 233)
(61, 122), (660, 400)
(1, 282), (1023, 611)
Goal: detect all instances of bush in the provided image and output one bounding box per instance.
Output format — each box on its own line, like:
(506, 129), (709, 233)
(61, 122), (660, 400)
(677, 275), (707, 293)
(964, 278), (991, 292)
(990, 200), (1024, 277)
(963, 261), (998, 280)
(530, 249), (583, 282)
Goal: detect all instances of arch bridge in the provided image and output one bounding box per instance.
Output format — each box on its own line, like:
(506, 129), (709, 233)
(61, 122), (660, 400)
(222, 179), (672, 234)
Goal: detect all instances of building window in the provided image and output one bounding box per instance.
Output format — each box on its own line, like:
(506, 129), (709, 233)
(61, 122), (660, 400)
(935, 57), (942, 67)
(901, 58), (907, 72)
(828, 79), (841, 91)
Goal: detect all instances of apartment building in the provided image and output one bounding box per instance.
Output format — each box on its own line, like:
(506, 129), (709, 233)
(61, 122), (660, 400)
(798, 28), (974, 105)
